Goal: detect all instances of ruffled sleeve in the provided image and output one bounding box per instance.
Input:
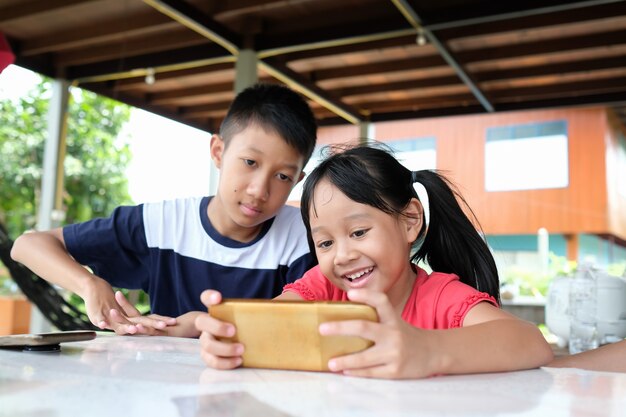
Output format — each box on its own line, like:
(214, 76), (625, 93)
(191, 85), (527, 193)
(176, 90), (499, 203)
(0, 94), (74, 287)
(282, 265), (346, 301)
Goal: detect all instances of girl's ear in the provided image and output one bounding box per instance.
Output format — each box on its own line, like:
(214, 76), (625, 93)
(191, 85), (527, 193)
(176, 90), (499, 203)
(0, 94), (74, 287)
(210, 134), (225, 169)
(402, 198), (423, 243)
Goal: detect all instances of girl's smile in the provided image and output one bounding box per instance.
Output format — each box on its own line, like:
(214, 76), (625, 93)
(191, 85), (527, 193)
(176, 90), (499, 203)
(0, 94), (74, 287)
(341, 266), (374, 288)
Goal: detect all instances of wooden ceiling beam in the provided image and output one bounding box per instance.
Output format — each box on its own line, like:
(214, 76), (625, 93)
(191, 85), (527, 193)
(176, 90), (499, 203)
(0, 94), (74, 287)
(143, 0), (241, 55)
(435, 1), (626, 40)
(148, 81), (238, 105)
(425, 0), (624, 30)
(83, 84), (213, 133)
(329, 75), (463, 97)
(311, 55), (448, 81)
(458, 29), (626, 64)
(20, 13), (178, 56)
(55, 29), (208, 67)
(489, 76), (626, 100)
(390, 0), (494, 112)
(66, 44), (230, 79)
(0, 0), (99, 24)
(144, 0), (363, 124)
(474, 55), (626, 82)
(93, 62), (235, 91)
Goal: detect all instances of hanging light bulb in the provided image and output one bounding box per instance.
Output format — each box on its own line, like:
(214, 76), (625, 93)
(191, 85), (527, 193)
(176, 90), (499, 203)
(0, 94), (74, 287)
(145, 67), (155, 85)
(416, 28), (427, 46)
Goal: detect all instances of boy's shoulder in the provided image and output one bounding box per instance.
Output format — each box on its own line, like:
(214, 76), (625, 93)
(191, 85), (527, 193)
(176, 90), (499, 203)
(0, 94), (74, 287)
(271, 204), (305, 228)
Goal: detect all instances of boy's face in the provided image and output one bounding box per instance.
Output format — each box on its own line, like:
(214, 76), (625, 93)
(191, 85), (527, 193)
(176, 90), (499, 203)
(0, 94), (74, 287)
(209, 123), (305, 242)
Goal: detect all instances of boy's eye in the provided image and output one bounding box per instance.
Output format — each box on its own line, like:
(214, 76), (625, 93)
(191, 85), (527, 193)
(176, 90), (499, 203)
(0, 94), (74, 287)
(277, 173), (293, 182)
(243, 159), (256, 167)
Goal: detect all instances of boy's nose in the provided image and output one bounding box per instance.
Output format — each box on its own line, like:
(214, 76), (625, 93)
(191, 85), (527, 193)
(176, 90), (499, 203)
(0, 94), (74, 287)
(247, 177), (270, 201)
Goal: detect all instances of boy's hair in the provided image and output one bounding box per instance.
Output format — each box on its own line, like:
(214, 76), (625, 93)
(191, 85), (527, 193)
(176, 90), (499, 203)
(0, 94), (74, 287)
(219, 83), (318, 165)
(301, 144), (500, 304)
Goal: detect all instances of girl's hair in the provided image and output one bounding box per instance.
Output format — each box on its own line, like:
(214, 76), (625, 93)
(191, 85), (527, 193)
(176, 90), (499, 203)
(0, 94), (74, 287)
(300, 144), (500, 304)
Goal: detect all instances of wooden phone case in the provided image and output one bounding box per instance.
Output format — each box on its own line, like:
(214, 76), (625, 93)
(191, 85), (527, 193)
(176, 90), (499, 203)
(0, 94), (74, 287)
(209, 300), (378, 371)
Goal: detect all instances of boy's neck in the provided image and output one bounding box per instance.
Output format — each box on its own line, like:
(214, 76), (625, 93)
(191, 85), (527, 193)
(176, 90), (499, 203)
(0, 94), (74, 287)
(206, 196), (265, 243)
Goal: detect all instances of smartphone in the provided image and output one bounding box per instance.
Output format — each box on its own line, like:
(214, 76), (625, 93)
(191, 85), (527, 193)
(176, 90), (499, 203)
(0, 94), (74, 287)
(0, 330), (96, 351)
(209, 299), (378, 371)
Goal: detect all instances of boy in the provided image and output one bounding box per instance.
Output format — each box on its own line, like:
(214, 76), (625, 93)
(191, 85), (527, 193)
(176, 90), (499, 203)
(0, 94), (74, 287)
(11, 83), (317, 337)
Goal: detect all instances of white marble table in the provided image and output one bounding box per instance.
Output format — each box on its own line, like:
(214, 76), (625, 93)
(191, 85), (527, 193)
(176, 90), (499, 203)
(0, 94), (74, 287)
(1, 332), (625, 417)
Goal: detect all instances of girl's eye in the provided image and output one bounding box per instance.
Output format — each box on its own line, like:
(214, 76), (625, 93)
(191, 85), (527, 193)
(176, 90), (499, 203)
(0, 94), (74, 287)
(243, 159), (256, 167)
(351, 229), (368, 238)
(317, 240), (332, 249)
(277, 173), (292, 182)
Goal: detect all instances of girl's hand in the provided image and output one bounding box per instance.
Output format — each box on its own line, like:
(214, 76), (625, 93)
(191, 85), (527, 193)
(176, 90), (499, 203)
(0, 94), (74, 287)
(319, 289), (437, 379)
(196, 290), (244, 369)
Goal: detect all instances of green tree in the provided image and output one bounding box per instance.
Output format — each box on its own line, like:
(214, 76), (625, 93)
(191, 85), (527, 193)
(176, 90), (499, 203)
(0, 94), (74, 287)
(0, 78), (133, 239)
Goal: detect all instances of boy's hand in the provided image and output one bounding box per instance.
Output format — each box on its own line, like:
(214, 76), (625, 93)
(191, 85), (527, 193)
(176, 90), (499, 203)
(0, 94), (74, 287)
(82, 277), (141, 335)
(196, 290), (244, 369)
(319, 289), (436, 379)
(109, 291), (177, 336)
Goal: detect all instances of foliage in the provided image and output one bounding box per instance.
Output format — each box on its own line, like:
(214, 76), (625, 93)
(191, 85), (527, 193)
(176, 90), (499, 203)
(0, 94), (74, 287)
(501, 253), (626, 298)
(0, 78), (133, 239)
(0, 77), (151, 313)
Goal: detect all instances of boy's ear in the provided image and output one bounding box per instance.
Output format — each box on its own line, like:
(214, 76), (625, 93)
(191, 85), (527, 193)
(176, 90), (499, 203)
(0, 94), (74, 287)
(210, 134), (225, 168)
(403, 198), (423, 243)
(296, 171), (305, 184)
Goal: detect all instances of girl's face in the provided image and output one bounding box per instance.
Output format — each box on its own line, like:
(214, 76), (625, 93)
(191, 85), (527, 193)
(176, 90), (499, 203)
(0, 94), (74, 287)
(309, 179), (422, 307)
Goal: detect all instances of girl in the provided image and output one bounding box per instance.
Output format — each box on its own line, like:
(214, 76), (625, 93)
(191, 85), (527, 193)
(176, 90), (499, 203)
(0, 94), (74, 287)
(196, 144), (553, 379)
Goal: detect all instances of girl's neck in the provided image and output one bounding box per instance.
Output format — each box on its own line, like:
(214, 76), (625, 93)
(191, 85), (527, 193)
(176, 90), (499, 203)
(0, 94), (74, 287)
(386, 263), (417, 315)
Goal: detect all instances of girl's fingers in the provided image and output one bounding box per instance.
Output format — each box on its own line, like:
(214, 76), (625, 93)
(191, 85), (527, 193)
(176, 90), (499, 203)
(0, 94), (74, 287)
(200, 290), (222, 309)
(319, 319), (380, 341)
(147, 314), (177, 325)
(346, 289), (397, 324)
(327, 345), (388, 372)
(195, 313), (235, 338)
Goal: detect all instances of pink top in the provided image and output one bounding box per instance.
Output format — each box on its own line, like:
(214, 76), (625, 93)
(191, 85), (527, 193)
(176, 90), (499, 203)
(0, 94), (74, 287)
(283, 265), (498, 329)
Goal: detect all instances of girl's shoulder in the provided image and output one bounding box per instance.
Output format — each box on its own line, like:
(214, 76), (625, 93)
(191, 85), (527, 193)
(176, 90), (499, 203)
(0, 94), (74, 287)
(406, 267), (496, 329)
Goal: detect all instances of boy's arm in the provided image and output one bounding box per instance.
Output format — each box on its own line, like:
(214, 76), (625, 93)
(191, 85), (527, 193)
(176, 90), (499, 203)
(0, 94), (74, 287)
(11, 228), (143, 333)
(546, 339), (626, 372)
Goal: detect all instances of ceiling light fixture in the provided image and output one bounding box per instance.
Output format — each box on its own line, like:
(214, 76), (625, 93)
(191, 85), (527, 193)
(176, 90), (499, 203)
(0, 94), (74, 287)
(416, 28), (427, 46)
(145, 67), (155, 85)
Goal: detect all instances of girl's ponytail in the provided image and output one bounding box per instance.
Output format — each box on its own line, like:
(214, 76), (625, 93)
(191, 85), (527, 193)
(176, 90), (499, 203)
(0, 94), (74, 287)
(412, 170), (501, 305)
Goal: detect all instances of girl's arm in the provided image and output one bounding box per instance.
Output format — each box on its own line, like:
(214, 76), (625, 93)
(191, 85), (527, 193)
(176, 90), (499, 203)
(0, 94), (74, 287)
(426, 302), (553, 375)
(320, 289), (553, 379)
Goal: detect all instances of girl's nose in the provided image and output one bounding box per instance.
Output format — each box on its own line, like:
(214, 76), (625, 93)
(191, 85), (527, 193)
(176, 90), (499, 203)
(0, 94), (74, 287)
(333, 240), (356, 266)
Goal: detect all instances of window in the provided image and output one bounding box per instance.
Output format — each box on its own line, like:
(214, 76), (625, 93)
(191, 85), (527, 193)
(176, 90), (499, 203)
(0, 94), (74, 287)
(385, 137), (437, 172)
(485, 121), (568, 192)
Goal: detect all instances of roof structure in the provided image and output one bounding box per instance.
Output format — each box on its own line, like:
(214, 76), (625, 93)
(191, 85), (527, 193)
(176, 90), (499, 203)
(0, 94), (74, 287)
(2, 0), (626, 132)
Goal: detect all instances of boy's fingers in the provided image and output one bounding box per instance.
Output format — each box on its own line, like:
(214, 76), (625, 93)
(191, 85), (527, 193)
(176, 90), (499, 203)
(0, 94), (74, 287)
(114, 290), (141, 317)
(200, 290), (222, 308)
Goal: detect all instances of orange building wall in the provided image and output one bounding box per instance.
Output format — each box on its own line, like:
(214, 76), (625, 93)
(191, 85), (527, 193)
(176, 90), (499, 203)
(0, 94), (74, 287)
(319, 107), (615, 237)
(605, 111), (626, 241)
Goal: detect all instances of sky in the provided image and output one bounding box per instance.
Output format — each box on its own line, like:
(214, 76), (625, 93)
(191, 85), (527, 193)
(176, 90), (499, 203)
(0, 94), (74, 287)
(0, 65), (213, 204)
